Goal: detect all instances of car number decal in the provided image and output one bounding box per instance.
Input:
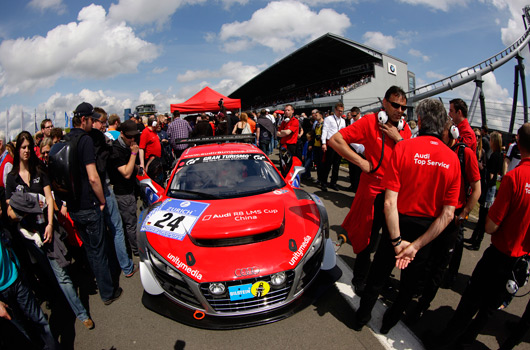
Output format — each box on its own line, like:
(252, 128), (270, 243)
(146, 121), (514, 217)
(141, 199), (209, 241)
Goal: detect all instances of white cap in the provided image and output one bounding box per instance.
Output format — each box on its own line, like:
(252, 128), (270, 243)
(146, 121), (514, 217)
(265, 108), (270, 113)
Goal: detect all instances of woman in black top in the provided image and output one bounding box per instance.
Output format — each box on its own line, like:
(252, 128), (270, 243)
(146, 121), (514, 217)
(467, 131), (503, 250)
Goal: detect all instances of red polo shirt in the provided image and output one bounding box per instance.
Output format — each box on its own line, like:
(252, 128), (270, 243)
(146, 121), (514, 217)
(488, 158), (530, 257)
(339, 113), (412, 180)
(454, 144), (481, 209)
(279, 118), (299, 145)
(382, 136), (461, 218)
(139, 127), (162, 160)
(457, 118), (477, 153)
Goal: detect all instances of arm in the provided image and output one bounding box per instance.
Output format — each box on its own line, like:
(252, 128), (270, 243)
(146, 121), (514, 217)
(43, 185), (54, 244)
(395, 205), (455, 269)
(117, 143), (139, 179)
(456, 180), (481, 225)
(232, 122), (238, 135)
(328, 132), (372, 173)
(256, 126), (260, 145)
(485, 216), (499, 235)
(86, 163), (106, 211)
(139, 149), (145, 169)
(0, 301), (11, 320)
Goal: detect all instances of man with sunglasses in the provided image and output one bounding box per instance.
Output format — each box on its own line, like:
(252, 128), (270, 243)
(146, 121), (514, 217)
(328, 86), (411, 295)
(108, 120), (141, 258)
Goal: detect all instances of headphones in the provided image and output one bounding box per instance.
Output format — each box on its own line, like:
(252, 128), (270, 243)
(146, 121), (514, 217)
(377, 111), (405, 131)
(506, 255), (530, 295)
(450, 125), (459, 140)
(283, 118), (290, 123)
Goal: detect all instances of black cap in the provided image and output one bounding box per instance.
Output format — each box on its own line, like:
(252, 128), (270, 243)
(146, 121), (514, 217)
(118, 120), (140, 137)
(9, 192), (43, 214)
(74, 102), (100, 119)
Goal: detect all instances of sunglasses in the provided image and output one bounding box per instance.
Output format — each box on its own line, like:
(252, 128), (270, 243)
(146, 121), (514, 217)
(389, 101), (408, 111)
(41, 151), (50, 155)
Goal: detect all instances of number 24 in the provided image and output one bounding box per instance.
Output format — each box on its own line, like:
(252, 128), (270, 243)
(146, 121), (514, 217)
(153, 213), (185, 231)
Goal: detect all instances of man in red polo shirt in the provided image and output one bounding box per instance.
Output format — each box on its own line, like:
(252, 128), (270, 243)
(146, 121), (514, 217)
(139, 115), (162, 174)
(277, 104), (299, 156)
(353, 98), (460, 334)
(449, 98), (476, 153)
(432, 123), (530, 349)
(328, 86), (411, 292)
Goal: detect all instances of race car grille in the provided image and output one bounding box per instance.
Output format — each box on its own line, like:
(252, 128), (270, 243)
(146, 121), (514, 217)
(149, 253), (202, 309)
(199, 271), (295, 313)
(190, 227), (284, 247)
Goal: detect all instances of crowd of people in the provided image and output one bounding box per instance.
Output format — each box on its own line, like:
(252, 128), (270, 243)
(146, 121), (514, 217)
(0, 87), (529, 349)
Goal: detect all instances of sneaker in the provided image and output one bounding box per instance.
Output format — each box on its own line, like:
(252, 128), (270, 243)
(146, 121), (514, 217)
(103, 287), (123, 306)
(329, 184), (339, 191)
(82, 318), (95, 330)
(125, 264), (138, 278)
(321, 184), (328, 192)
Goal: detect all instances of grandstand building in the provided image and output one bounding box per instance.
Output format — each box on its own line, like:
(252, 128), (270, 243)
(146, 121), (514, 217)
(229, 33), (414, 112)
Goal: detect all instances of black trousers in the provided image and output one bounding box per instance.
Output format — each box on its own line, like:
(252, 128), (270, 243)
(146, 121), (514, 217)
(322, 146), (342, 186)
(352, 191), (385, 285)
(356, 214), (435, 330)
(439, 245), (517, 346)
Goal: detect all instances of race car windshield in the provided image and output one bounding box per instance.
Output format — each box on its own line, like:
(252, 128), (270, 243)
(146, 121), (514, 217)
(168, 154), (286, 199)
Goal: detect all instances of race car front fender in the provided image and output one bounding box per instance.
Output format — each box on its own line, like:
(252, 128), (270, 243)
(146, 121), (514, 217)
(140, 261), (164, 295)
(321, 238), (336, 271)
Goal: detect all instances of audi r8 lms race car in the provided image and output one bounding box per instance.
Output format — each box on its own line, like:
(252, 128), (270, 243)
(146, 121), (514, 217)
(137, 135), (338, 329)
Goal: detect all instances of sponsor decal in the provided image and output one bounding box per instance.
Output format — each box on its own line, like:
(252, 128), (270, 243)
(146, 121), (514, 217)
(251, 281), (270, 297)
(228, 284), (253, 301)
(526, 183), (530, 194)
(289, 235), (312, 266)
(289, 239), (297, 252)
(235, 266), (260, 277)
(166, 253), (202, 280)
(273, 189), (288, 195)
(413, 153), (450, 169)
(141, 199), (209, 241)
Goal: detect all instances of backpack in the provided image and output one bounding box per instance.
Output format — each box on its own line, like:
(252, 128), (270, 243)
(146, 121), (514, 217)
(451, 142), (470, 197)
(48, 132), (86, 208)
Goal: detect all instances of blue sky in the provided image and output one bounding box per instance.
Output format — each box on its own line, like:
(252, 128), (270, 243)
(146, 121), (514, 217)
(0, 0), (527, 138)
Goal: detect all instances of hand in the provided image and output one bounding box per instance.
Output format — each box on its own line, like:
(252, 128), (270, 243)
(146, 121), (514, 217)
(322, 144), (327, 152)
(359, 158), (373, 173)
(455, 209), (469, 226)
(99, 203), (106, 212)
(395, 240), (417, 270)
(131, 143), (139, 154)
(0, 301), (11, 320)
(380, 123), (402, 143)
(43, 224), (53, 244)
(38, 200), (44, 209)
(60, 205), (68, 217)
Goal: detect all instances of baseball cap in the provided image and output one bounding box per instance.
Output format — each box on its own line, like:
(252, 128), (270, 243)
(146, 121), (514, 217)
(118, 120), (140, 137)
(74, 102), (100, 119)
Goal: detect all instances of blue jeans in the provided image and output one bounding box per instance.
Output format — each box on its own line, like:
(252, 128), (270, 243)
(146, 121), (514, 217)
(47, 257), (89, 322)
(70, 208), (116, 301)
(0, 278), (59, 350)
(104, 189), (134, 275)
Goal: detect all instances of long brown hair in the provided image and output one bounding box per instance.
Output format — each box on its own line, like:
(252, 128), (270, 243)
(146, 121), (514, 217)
(490, 131), (502, 153)
(473, 128), (483, 160)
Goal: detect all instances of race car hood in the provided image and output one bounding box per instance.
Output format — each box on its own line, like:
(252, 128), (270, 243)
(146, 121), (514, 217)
(189, 194), (284, 240)
(143, 189), (322, 283)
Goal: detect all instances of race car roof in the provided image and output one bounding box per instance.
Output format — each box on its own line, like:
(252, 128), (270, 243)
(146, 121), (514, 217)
(180, 142), (261, 159)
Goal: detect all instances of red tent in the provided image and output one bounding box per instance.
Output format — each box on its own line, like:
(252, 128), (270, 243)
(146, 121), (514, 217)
(170, 86), (241, 114)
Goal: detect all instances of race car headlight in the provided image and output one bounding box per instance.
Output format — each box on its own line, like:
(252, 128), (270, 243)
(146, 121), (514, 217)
(208, 283), (226, 296)
(270, 272), (287, 287)
(149, 251), (184, 282)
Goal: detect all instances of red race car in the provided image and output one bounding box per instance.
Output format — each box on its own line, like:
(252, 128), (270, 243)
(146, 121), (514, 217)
(137, 135), (337, 329)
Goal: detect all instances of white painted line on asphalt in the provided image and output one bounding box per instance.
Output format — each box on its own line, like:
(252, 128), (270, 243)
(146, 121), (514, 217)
(335, 256), (425, 350)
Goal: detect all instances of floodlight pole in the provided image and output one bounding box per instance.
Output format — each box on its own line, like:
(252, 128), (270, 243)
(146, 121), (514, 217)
(468, 75), (487, 127)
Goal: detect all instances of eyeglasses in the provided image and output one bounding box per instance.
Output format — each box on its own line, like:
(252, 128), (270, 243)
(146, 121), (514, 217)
(41, 151), (50, 155)
(389, 101), (408, 111)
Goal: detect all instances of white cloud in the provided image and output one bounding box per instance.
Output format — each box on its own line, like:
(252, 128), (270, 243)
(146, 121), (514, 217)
(487, 0), (528, 47)
(152, 67), (168, 74)
(409, 48), (430, 62)
(177, 61), (266, 94)
(426, 71), (445, 79)
(218, 1), (351, 53)
(362, 32), (396, 52)
(0, 4), (159, 97)
(397, 0), (467, 12)
(28, 0), (66, 14)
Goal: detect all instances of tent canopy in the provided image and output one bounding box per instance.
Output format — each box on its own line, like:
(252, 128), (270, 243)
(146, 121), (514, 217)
(170, 86), (241, 114)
